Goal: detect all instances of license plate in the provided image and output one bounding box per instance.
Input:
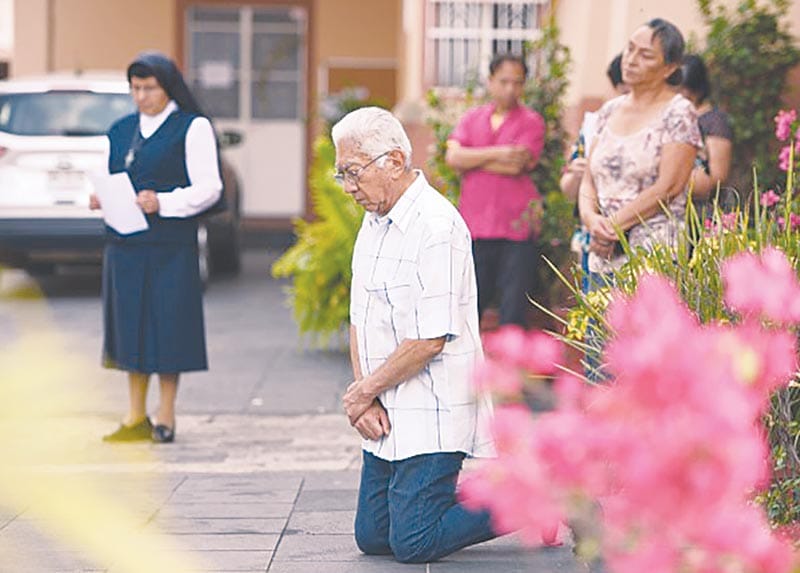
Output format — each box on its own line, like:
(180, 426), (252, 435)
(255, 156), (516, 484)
(48, 170), (85, 189)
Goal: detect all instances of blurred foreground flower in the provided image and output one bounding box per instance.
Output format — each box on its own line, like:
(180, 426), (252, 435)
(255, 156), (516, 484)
(0, 294), (197, 572)
(462, 250), (799, 572)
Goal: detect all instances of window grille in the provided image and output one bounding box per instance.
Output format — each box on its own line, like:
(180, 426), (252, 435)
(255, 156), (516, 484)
(426, 0), (550, 88)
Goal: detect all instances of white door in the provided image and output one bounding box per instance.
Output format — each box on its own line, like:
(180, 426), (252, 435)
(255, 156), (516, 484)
(186, 5), (307, 218)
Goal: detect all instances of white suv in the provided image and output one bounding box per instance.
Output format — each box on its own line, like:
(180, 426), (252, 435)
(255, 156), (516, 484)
(0, 72), (241, 280)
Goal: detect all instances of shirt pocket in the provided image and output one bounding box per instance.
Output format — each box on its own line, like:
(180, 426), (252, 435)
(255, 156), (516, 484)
(363, 280), (411, 343)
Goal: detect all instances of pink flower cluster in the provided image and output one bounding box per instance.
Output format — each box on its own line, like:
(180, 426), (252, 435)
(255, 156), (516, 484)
(462, 249), (799, 573)
(775, 109), (798, 142)
(775, 109), (800, 172)
(760, 189), (781, 208)
(703, 212), (738, 234)
(777, 213), (800, 231)
(473, 325), (562, 396)
(778, 141), (800, 172)
(723, 247), (800, 323)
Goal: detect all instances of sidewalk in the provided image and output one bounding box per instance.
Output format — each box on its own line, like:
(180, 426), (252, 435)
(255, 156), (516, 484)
(0, 253), (591, 572)
(0, 412), (590, 572)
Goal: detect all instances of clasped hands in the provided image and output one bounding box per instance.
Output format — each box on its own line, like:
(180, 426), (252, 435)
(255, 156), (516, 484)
(343, 379), (391, 441)
(88, 190), (160, 214)
(586, 213), (619, 259)
(135, 190), (160, 214)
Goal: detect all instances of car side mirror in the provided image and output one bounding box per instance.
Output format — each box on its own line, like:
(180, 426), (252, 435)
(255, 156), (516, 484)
(219, 129), (244, 148)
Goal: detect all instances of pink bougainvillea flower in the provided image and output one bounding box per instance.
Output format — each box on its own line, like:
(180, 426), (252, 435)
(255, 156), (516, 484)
(723, 247), (800, 323)
(774, 109), (797, 141)
(482, 325), (562, 376)
(778, 145), (792, 171)
(718, 323), (797, 397)
(459, 405), (567, 545)
(760, 189), (780, 207)
(519, 330), (562, 375)
(462, 250), (800, 573)
(778, 140), (800, 172)
(791, 213), (800, 229)
(471, 358), (523, 396)
(720, 212), (737, 230)
(781, 213), (800, 231)
(481, 324), (527, 364)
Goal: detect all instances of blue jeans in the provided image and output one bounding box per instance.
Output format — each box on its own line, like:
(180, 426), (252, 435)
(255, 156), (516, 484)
(354, 451), (497, 563)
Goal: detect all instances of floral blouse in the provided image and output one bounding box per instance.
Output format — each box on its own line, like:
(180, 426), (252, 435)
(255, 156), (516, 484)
(587, 93), (702, 273)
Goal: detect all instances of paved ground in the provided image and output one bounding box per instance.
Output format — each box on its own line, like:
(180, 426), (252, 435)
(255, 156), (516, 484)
(0, 251), (589, 572)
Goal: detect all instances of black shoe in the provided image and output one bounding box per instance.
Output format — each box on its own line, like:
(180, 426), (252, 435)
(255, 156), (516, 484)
(151, 424), (175, 444)
(103, 417), (153, 442)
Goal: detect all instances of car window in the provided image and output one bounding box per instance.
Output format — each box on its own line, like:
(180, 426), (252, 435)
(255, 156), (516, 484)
(0, 91), (135, 136)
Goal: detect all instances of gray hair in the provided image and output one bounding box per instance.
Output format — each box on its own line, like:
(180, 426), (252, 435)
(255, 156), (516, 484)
(331, 106), (412, 169)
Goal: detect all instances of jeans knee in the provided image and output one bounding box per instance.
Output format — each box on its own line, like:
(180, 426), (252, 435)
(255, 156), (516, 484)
(355, 526), (391, 556)
(390, 537), (436, 564)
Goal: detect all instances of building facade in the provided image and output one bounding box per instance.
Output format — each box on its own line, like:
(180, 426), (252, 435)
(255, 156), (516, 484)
(10, 0), (800, 227)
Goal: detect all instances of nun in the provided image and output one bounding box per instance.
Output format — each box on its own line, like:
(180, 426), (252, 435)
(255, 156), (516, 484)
(91, 51), (222, 443)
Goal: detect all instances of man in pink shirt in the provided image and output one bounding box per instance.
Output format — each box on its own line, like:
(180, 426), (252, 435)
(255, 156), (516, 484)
(446, 54), (545, 328)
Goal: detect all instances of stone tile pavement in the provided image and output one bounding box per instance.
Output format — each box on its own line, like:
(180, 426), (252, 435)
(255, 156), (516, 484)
(0, 252), (593, 572)
(0, 415), (590, 572)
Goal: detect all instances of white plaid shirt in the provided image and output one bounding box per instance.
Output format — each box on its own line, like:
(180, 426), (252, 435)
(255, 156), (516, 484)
(350, 172), (495, 462)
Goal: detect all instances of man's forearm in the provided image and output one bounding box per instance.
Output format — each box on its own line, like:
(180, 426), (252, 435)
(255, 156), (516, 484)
(482, 159), (526, 176)
(349, 324), (364, 380)
(446, 145), (499, 171)
(361, 337), (446, 398)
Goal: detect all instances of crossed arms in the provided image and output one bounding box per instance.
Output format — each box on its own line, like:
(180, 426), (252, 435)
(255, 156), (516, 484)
(445, 140), (537, 176)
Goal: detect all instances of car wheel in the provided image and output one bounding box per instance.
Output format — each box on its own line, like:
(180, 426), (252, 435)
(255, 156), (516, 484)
(209, 222), (241, 275)
(197, 224), (210, 287)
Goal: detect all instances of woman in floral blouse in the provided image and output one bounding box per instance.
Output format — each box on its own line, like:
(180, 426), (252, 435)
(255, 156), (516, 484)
(579, 18), (701, 275)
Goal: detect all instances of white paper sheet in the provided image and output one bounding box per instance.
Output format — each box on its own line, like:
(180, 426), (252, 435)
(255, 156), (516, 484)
(90, 173), (149, 235)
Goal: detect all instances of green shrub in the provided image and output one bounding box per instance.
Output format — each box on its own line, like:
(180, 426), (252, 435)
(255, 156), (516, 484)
(271, 136), (363, 347)
(699, 0), (800, 191)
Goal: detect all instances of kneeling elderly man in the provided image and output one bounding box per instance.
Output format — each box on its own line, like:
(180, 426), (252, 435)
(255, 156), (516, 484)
(335, 107), (497, 564)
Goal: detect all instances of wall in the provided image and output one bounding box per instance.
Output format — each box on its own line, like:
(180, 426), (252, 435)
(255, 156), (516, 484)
(12, 0), (48, 76)
(53, 0), (174, 71)
(13, 0), (174, 76)
(314, 0), (401, 107)
(0, 0), (13, 70)
(315, 0), (399, 60)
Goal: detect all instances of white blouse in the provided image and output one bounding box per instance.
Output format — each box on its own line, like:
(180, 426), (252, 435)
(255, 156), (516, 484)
(104, 100), (224, 218)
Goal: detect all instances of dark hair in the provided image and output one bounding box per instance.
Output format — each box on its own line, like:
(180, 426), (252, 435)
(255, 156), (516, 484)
(127, 62), (157, 82)
(489, 53), (528, 78)
(606, 54), (624, 88)
(681, 54), (710, 104)
(646, 18), (685, 86)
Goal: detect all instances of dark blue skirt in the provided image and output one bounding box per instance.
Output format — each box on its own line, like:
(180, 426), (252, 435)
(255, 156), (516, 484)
(102, 242), (207, 373)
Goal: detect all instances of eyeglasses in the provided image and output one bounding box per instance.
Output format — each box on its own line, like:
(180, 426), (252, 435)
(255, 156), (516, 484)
(334, 151), (390, 186)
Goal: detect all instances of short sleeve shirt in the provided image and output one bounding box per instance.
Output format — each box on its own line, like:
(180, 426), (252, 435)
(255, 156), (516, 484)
(350, 172), (495, 462)
(698, 107), (733, 141)
(695, 107), (733, 175)
(449, 103), (545, 241)
(587, 94), (702, 273)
